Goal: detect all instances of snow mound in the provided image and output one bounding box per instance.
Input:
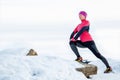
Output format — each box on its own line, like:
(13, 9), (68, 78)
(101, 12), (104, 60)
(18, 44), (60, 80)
(0, 51), (87, 80)
(0, 48), (120, 80)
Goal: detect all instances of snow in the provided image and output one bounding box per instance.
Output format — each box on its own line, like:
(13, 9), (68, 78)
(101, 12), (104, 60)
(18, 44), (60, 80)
(0, 48), (120, 80)
(0, 49), (86, 80)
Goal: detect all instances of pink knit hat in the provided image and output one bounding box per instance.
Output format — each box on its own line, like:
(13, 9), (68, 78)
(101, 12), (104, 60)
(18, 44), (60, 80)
(79, 11), (87, 18)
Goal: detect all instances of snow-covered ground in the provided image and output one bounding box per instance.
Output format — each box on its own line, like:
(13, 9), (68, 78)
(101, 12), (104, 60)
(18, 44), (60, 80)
(0, 47), (120, 80)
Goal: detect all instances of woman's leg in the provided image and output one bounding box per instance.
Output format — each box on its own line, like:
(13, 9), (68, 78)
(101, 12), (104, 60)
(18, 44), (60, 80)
(69, 40), (85, 58)
(85, 41), (110, 68)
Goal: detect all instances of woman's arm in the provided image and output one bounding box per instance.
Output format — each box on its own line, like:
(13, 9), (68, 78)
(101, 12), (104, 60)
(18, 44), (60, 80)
(74, 26), (89, 40)
(70, 32), (75, 39)
(69, 26), (78, 39)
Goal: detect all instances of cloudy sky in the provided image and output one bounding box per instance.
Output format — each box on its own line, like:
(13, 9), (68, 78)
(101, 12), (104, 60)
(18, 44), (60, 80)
(0, 0), (120, 25)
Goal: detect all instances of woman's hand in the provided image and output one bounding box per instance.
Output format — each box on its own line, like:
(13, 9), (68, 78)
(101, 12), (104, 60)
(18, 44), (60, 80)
(70, 38), (76, 42)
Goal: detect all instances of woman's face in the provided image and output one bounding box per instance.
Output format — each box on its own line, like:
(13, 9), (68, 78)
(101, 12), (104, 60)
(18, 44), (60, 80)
(79, 14), (86, 20)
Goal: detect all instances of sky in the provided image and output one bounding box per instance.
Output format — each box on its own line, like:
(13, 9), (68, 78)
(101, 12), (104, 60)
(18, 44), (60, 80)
(0, 0), (120, 60)
(0, 0), (120, 25)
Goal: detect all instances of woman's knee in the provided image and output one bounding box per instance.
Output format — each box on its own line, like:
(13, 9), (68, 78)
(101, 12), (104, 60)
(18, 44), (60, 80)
(69, 41), (75, 45)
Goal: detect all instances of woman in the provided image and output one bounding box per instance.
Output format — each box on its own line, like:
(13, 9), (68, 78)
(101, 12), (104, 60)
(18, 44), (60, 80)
(69, 11), (112, 73)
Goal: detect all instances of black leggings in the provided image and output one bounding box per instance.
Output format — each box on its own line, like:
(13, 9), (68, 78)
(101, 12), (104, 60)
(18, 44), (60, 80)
(69, 40), (110, 68)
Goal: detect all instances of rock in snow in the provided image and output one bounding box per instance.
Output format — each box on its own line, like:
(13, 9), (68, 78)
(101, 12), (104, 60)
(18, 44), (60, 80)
(26, 49), (38, 56)
(76, 64), (97, 78)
